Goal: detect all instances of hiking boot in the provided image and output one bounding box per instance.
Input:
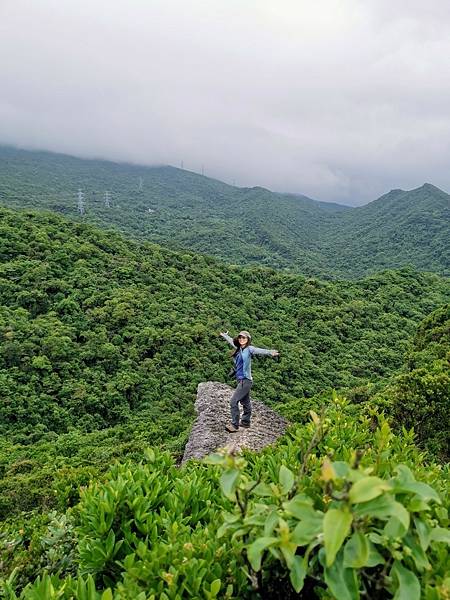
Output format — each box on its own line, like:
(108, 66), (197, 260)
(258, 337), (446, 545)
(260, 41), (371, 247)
(225, 424), (239, 433)
(240, 422), (250, 428)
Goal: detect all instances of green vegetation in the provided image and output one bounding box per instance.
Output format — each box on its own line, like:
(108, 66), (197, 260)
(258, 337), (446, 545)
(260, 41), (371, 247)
(0, 199), (448, 597)
(211, 403), (449, 599)
(375, 304), (450, 461)
(0, 146), (448, 278)
(1, 401), (448, 598)
(1, 206), (448, 440)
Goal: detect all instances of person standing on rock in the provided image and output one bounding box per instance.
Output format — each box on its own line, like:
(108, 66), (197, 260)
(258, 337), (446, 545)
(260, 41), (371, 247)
(220, 330), (279, 432)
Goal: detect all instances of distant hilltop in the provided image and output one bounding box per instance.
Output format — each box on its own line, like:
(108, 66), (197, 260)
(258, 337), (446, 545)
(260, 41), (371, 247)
(0, 145), (448, 279)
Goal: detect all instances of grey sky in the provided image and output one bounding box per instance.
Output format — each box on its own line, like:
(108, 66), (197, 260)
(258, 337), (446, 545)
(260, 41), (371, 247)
(1, 0), (449, 205)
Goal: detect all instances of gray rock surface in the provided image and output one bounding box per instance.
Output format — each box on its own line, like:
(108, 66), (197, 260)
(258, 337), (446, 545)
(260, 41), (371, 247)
(182, 381), (288, 463)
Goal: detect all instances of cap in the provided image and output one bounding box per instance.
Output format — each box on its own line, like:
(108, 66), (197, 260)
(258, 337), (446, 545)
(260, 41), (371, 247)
(238, 330), (251, 341)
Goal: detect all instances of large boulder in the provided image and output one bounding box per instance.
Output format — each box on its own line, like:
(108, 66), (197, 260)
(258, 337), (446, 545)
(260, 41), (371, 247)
(182, 381), (288, 463)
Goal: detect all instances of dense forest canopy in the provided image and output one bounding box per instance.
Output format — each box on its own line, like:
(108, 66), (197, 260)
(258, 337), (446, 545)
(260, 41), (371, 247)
(377, 303), (450, 460)
(0, 145), (449, 279)
(1, 207), (448, 443)
(0, 180), (448, 597)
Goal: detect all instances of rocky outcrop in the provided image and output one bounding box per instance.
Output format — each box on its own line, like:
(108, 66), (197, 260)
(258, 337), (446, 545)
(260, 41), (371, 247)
(182, 381), (288, 463)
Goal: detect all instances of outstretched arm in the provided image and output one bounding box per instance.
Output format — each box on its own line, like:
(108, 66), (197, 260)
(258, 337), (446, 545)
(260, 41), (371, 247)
(250, 345), (279, 357)
(220, 331), (236, 348)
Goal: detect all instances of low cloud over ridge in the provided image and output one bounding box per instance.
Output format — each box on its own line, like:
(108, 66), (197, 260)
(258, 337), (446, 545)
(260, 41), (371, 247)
(1, 0), (449, 205)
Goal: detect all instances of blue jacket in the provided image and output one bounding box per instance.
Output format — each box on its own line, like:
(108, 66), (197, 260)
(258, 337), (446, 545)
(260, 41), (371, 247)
(221, 332), (275, 381)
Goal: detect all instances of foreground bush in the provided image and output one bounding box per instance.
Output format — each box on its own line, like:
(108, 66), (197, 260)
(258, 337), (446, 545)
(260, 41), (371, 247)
(210, 406), (449, 599)
(2, 399), (449, 598)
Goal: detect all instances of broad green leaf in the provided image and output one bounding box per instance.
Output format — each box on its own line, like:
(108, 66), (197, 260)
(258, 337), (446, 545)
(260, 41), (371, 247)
(216, 522), (230, 538)
(332, 461), (351, 478)
(323, 508), (353, 566)
(413, 517), (431, 551)
(394, 465), (415, 484)
(365, 541), (385, 567)
(390, 501), (410, 531)
(409, 497), (431, 512)
(349, 476), (390, 504)
(105, 529), (115, 557)
(283, 495), (317, 521)
(405, 534), (431, 571)
(279, 465), (295, 494)
(324, 550), (360, 600)
(368, 532), (383, 545)
(101, 590), (113, 600)
(247, 537), (278, 571)
(244, 479), (259, 492)
(291, 516), (323, 545)
(430, 527), (450, 545)
(280, 540), (297, 568)
(290, 555), (307, 593)
(391, 561), (420, 600)
(384, 516), (408, 539)
(252, 482), (273, 497)
(210, 579), (221, 596)
(220, 469), (239, 500)
(343, 532), (369, 568)
(87, 574), (97, 598)
(205, 453), (226, 465)
(223, 512), (241, 523)
(245, 513), (270, 527)
(264, 510), (279, 537)
(425, 587), (441, 600)
(391, 468), (441, 504)
(354, 493), (397, 519)
(357, 496), (409, 535)
(394, 482), (441, 504)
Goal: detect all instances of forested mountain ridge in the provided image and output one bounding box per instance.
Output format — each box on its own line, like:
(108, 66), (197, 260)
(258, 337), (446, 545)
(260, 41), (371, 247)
(0, 145), (448, 278)
(1, 206), (449, 442)
(319, 183), (450, 277)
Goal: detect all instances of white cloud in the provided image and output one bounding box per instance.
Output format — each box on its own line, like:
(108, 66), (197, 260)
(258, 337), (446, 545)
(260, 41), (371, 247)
(0, 0), (449, 204)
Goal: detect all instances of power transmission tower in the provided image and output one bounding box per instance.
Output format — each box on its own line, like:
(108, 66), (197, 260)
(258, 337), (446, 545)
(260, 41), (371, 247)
(104, 191), (111, 208)
(138, 177), (144, 192)
(201, 164), (204, 176)
(77, 188), (85, 215)
(181, 160), (184, 169)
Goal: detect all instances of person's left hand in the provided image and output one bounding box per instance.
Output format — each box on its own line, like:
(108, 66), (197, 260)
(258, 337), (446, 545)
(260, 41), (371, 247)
(272, 350), (279, 357)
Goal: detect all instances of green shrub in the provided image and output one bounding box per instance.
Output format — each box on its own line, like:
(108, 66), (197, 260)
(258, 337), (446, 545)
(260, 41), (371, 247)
(75, 448), (248, 597)
(0, 511), (77, 594)
(3, 398), (449, 599)
(209, 400), (449, 599)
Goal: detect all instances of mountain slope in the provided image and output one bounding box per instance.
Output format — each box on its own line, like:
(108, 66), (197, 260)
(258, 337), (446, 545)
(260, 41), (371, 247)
(0, 146), (448, 278)
(1, 207), (449, 598)
(319, 183), (450, 277)
(1, 206), (449, 443)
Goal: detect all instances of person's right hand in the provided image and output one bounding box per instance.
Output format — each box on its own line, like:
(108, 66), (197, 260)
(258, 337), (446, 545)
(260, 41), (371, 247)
(220, 330), (228, 336)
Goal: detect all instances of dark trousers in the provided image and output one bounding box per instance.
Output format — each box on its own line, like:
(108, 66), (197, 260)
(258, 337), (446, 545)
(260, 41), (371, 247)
(230, 379), (253, 427)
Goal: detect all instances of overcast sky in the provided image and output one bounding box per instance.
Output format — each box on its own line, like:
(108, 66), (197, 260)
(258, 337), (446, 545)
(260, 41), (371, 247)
(1, 1), (449, 205)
